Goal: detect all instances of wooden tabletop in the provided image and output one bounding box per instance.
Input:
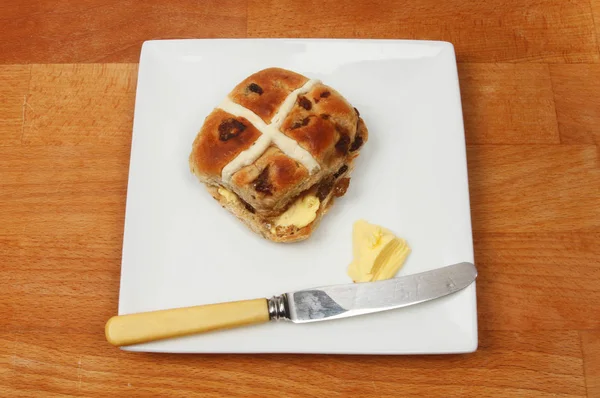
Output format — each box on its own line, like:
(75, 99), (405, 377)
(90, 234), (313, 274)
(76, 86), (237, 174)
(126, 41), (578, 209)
(1, 1), (599, 396)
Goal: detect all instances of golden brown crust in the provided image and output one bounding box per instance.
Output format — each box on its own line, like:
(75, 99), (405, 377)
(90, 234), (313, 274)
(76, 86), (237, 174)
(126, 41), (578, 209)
(281, 83), (358, 167)
(353, 117), (369, 154)
(229, 68), (308, 124)
(190, 109), (262, 177)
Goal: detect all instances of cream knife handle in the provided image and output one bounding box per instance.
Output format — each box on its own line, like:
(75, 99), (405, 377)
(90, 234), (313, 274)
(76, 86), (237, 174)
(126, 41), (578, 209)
(105, 298), (270, 347)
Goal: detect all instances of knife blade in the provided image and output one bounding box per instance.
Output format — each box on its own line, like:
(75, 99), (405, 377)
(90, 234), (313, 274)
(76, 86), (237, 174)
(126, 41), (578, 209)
(105, 262), (477, 347)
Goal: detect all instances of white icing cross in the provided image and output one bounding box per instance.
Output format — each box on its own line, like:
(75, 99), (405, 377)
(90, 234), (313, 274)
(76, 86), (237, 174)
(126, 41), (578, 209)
(218, 79), (321, 182)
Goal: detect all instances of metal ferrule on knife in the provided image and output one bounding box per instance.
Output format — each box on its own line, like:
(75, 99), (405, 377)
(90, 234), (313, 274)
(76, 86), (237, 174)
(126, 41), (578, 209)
(267, 294), (290, 321)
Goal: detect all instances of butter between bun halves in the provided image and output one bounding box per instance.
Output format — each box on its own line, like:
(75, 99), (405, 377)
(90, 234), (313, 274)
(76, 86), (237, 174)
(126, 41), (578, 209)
(189, 68), (368, 243)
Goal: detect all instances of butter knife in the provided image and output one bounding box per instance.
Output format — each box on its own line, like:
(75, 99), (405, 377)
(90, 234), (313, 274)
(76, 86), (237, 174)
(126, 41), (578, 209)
(105, 262), (477, 347)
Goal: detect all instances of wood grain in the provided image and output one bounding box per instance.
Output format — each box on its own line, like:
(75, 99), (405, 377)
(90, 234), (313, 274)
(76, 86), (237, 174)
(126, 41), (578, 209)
(467, 145), (600, 233)
(0, 145), (130, 238)
(475, 233), (600, 330)
(594, 0), (600, 54)
(0, 0), (247, 64)
(459, 64), (559, 144)
(0, 143), (128, 334)
(23, 64), (137, 145)
(2, 0), (597, 64)
(0, 331), (587, 397)
(0, 65), (30, 146)
(550, 64), (600, 145)
(581, 330), (600, 398)
(247, 0), (600, 63)
(0, 233), (121, 335)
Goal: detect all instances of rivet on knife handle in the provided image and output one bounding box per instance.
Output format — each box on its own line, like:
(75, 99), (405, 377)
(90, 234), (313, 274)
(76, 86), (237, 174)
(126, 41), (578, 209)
(105, 298), (270, 347)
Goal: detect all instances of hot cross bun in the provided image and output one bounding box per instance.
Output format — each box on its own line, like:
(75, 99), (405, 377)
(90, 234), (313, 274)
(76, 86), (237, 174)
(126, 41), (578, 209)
(189, 68), (368, 242)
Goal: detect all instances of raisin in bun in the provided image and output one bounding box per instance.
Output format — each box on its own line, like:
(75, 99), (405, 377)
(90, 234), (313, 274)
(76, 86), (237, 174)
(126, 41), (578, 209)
(189, 67), (368, 242)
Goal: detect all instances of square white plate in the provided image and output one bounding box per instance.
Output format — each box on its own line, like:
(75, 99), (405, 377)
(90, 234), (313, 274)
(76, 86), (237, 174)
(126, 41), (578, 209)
(119, 39), (477, 354)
